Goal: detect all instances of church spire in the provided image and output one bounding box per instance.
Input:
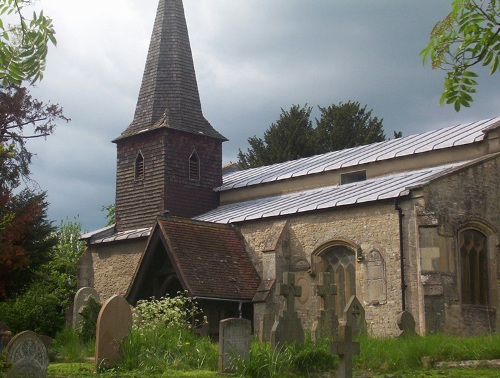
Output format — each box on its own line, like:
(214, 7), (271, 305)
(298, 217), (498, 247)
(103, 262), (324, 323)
(116, 0), (226, 141)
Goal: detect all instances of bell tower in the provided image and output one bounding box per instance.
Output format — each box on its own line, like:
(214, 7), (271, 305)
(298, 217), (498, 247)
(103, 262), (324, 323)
(113, 0), (226, 232)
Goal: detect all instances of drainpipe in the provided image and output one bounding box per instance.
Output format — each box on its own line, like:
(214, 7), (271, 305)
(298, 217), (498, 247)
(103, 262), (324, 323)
(395, 198), (407, 311)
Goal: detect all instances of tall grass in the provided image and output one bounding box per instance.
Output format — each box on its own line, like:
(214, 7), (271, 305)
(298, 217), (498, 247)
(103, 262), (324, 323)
(356, 333), (500, 373)
(119, 323), (217, 373)
(49, 328), (94, 362)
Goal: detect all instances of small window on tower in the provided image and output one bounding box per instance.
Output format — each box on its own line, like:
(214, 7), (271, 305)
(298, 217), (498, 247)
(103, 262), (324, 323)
(189, 150), (200, 181)
(135, 151), (145, 181)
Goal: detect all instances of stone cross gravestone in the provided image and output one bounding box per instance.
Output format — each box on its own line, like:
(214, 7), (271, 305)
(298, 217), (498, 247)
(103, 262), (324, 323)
(270, 272), (304, 348)
(397, 310), (417, 338)
(343, 295), (366, 337)
(5, 330), (49, 378)
(95, 295), (133, 370)
(218, 318), (251, 374)
(311, 272), (339, 341)
(73, 287), (100, 330)
(331, 324), (360, 378)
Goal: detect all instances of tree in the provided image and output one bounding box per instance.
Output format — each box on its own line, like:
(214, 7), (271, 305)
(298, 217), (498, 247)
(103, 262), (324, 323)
(0, 86), (68, 190)
(421, 0), (500, 111)
(237, 102), (386, 169)
(0, 217), (85, 336)
(0, 189), (56, 299)
(237, 105), (317, 169)
(315, 101), (385, 153)
(0, 0), (57, 86)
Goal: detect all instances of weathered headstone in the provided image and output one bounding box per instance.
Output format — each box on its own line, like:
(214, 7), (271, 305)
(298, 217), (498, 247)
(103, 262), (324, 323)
(270, 272), (304, 348)
(397, 310), (417, 338)
(343, 296), (366, 337)
(311, 272), (339, 341)
(331, 324), (360, 378)
(218, 318), (251, 374)
(258, 313), (275, 342)
(73, 287), (100, 330)
(4, 330), (49, 378)
(95, 295), (133, 370)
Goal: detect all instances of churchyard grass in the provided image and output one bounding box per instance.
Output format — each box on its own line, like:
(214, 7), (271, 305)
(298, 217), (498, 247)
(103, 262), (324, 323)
(49, 328), (94, 362)
(43, 332), (500, 377)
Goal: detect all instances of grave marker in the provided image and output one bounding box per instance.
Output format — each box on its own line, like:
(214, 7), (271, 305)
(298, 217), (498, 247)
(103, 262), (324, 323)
(73, 287), (100, 330)
(218, 318), (251, 374)
(270, 272), (304, 348)
(343, 295), (366, 337)
(311, 272), (339, 341)
(95, 295), (133, 369)
(331, 324), (360, 378)
(0, 322), (12, 350)
(4, 330), (49, 378)
(397, 310), (417, 338)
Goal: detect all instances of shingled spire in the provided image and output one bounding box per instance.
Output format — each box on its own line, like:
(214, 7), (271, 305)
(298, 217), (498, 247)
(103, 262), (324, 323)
(113, 0), (225, 232)
(116, 0), (225, 141)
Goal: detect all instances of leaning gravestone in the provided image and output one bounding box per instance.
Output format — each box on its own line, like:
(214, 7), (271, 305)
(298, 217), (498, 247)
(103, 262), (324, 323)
(95, 295), (133, 370)
(4, 330), (49, 378)
(331, 324), (360, 378)
(311, 272), (339, 341)
(343, 295), (367, 337)
(218, 318), (251, 374)
(397, 310), (417, 338)
(73, 287), (100, 330)
(270, 272), (304, 348)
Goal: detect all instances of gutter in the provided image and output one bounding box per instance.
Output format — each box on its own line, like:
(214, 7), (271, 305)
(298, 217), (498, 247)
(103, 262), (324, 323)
(394, 198), (407, 311)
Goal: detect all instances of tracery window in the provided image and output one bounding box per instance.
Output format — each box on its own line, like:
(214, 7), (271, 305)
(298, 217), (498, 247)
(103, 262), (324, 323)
(322, 245), (356, 318)
(189, 150), (200, 181)
(459, 229), (489, 305)
(135, 151), (144, 181)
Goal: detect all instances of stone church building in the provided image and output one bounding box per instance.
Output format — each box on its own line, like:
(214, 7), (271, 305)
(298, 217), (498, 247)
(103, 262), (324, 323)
(79, 0), (500, 338)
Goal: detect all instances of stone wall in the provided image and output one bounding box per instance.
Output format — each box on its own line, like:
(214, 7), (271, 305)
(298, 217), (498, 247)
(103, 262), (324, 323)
(81, 238), (147, 301)
(238, 202), (405, 337)
(417, 155), (500, 335)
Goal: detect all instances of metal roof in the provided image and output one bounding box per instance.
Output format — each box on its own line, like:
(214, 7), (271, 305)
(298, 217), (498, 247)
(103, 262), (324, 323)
(196, 162), (468, 224)
(218, 117), (499, 192)
(87, 227), (151, 245)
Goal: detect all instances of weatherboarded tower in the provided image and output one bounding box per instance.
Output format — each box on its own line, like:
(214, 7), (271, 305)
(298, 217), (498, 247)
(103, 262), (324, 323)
(113, 0), (226, 232)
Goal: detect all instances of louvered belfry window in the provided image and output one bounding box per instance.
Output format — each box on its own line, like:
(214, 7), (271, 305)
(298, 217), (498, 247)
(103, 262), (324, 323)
(460, 229), (489, 305)
(135, 151), (145, 181)
(189, 151), (200, 181)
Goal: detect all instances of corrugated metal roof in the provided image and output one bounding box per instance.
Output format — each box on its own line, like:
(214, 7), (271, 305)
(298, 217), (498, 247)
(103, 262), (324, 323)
(219, 117), (499, 192)
(196, 162), (468, 224)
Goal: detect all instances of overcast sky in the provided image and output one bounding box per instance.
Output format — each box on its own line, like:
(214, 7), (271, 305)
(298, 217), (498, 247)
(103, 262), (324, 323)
(24, 0), (499, 232)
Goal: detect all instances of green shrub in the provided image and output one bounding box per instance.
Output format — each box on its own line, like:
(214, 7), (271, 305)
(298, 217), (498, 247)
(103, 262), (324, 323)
(78, 296), (101, 343)
(134, 292), (206, 331)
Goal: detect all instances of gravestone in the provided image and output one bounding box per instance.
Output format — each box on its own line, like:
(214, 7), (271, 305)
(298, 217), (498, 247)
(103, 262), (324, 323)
(5, 330), (49, 378)
(218, 318), (251, 374)
(95, 295), (133, 369)
(258, 313), (275, 342)
(397, 310), (417, 338)
(343, 295), (366, 337)
(331, 324), (360, 378)
(311, 272), (339, 341)
(73, 287), (100, 330)
(270, 272), (304, 348)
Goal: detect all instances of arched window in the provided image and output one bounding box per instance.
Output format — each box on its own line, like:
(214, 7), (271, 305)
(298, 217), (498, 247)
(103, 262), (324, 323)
(459, 229), (489, 305)
(315, 242), (357, 319)
(189, 150), (200, 181)
(135, 151), (144, 181)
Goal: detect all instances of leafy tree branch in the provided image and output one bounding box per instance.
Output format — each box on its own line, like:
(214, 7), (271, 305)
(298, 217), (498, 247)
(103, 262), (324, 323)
(421, 0), (500, 111)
